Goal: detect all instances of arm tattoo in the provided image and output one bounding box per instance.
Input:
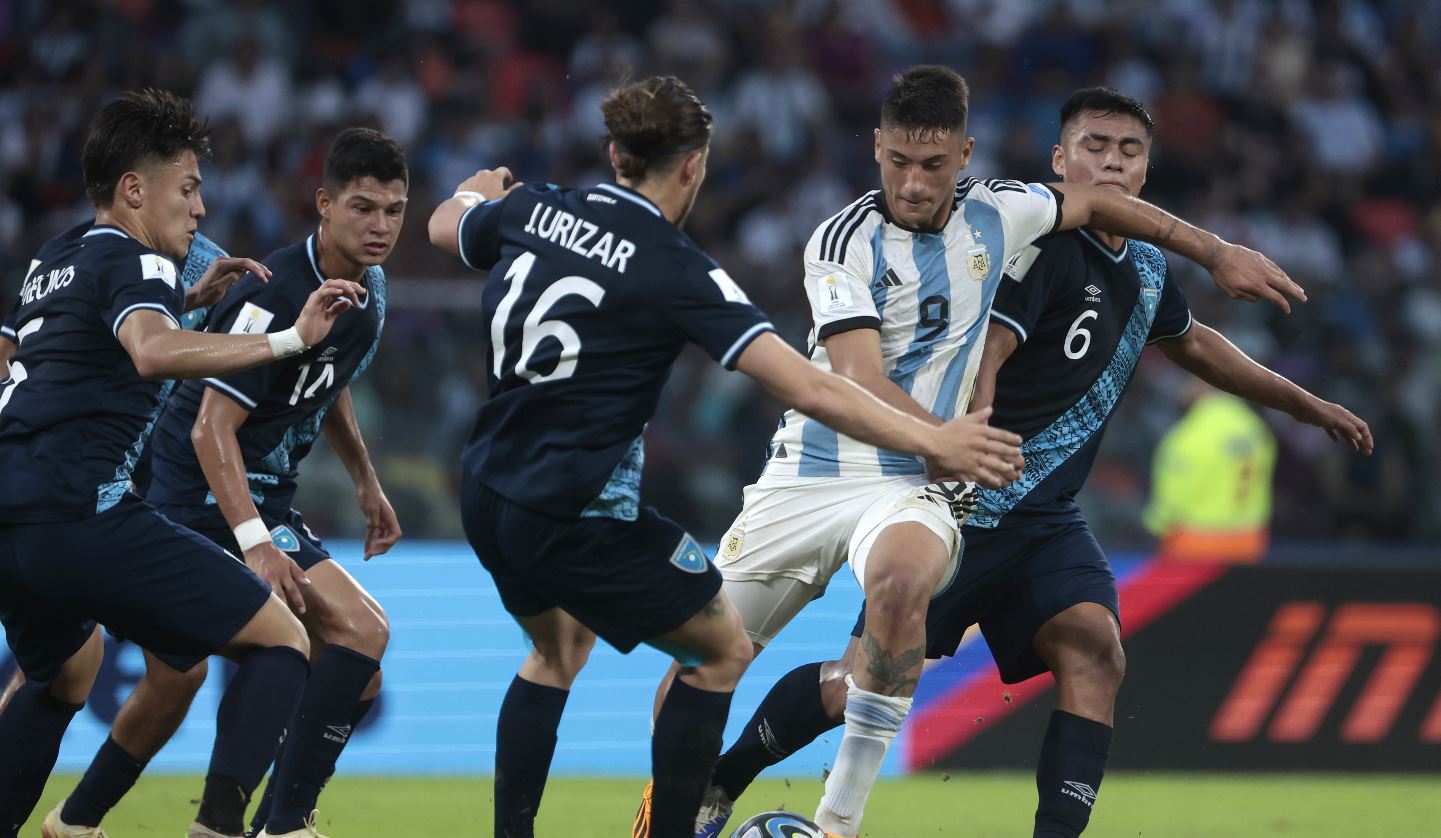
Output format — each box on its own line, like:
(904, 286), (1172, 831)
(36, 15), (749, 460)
(1160, 216), (1179, 243)
(861, 633), (925, 696)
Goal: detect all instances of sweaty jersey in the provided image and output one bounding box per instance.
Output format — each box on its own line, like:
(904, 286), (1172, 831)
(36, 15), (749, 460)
(969, 229), (1192, 529)
(0, 225), (186, 521)
(458, 182), (773, 519)
(761, 178), (1062, 482)
(146, 234), (386, 512)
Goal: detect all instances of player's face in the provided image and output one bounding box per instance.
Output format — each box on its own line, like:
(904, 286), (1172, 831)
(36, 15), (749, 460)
(318, 176), (408, 266)
(874, 126), (973, 232)
(1053, 112), (1150, 196)
(138, 149), (205, 261)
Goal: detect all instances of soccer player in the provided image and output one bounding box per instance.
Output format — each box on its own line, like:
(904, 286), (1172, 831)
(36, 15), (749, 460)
(120, 127), (404, 838)
(0, 228), (255, 835)
(0, 89), (362, 838)
(659, 67), (1308, 838)
(696, 86), (1370, 838)
(427, 75), (1025, 838)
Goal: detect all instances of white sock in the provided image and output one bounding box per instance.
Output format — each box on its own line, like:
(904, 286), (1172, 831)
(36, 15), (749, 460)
(814, 675), (913, 836)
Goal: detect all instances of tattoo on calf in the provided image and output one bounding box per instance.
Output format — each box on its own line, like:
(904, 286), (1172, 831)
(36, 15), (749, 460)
(861, 633), (924, 696)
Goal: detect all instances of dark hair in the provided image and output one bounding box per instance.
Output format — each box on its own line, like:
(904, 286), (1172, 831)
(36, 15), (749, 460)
(1059, 86), (1155, 138)
(602, 75), (713, 180)
(880, 65), (970, 136)
(322, 127), (409, 192)
(83, 88), (211, 207)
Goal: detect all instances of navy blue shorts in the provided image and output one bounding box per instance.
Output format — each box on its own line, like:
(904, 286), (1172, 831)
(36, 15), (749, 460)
(0, 495), (271, 683)
(153, 502), (331, 571)
(462, 483), (722, 654)
(852, 520), (1118, 684)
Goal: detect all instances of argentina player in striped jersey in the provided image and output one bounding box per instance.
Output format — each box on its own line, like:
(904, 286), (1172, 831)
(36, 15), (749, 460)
(0, 89), (363, 838)
(428, 76), (1020, 838)
(679, 67), (1309, 838)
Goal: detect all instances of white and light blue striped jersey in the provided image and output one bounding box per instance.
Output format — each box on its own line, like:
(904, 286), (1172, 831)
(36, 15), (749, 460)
(760, 178), (1062, 481)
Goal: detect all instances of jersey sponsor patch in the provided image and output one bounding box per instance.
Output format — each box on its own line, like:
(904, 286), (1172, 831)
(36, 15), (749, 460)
(669, 533), (709, 574)
(269, 524), (301, 553)
(817, 273), (853, 312)
(139, 253), (178, 289)
(1003, 245), (1041, 282)
(708, 268), (753, 305)
(228, 302), (276, 335)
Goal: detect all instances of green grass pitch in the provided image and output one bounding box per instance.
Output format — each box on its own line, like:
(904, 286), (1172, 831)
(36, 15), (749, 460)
(24, 772), (1439, 836)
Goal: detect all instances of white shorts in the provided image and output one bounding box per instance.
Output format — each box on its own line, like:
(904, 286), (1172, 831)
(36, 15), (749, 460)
(715, 475), (969, 646)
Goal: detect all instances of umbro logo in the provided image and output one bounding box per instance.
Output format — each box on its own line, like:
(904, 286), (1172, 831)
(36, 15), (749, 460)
(1084, 285), (1102, 303)
(873, 268), (903, 288)
(323, 724), (353, 744)
(1061, 780), (1097, 808)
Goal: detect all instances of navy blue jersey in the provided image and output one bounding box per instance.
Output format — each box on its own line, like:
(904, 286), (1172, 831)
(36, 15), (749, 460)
(458, 182), (773, 519)
(146, 234), (385, 512)
(969, 229), (1192, 528)
(0, 226), (185, 521)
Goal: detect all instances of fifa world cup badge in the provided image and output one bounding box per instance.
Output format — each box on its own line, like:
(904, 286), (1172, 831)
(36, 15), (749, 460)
(966, 242), (990, 281)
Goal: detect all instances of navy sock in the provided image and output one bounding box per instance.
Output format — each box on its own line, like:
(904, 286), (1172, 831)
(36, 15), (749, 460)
(1034, 710), (1113, 838)
(0, 682), (82, 838)
(248, 695), (376, 837)
(263, 646), (379, 834)
(712, 662), (839, 801)
(197, 646), (309, 835)
(652, 678), (733, 838)
(494, 676), (569, 838)
(61, 736), (147, 827)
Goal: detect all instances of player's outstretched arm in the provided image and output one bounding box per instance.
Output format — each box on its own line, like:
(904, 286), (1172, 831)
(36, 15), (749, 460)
(1156, 320), (1373, 454)
(117, 278), (364, 379)
(428, 167), (522, 256)
(192, 388), (311, 612)
(183, 256), (271, 312)
(322, 387), (402, 560)
(735, 332), (1024, 488)
(1050, 183), (1306, 314)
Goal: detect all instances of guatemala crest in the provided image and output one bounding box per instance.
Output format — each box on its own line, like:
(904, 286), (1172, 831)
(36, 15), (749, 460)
(670, 534), (709, 574)
(966, 243), (990, 281)
(269, 525), (301, 553)
(1141, 287), (1161, 324)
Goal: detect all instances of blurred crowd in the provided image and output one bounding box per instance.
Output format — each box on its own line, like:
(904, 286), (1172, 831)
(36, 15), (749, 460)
(2, 0), (1438, 547)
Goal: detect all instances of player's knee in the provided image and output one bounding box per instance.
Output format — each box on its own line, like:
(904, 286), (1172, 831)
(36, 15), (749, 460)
(531, 631), (594, 681)
(362, 667), (383, 700)
(1057, 633), (1125, 693)
(343, 604), (391, 660)
(865, 564), (934, 622)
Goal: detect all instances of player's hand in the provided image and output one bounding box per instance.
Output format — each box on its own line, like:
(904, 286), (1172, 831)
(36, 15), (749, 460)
(295, 279), (366, 346)
(1209, 243), (1306, 314)
(356, 479), (402, 560)
(244, 542), (310, 614)
(1294, 398), (1374, 455)
(185, 257), (271, 312)
(930, 407), (1024, 490)
(456, 167), (522, 202)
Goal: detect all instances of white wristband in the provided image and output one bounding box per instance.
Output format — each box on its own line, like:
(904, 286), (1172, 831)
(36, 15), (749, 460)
(267, 326), (306, 359)
(234, 517), (271, 552)
(453, 190), (487, 203)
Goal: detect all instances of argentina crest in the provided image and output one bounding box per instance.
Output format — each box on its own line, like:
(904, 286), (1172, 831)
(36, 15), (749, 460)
(966, 243), (990, 281)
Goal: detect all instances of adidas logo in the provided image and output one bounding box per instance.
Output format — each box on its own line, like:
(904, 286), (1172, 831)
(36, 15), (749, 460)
(1061, 780), (1097, 808)
(1084, 285), (1102, 303)
(874, 268), (903, 288)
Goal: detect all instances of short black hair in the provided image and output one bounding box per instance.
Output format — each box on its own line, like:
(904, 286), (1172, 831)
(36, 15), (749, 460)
(322, 127), (409, 193)
(880, 65), (969, 136)
(83, 89), (211, 207)
(1059, 86), (1155, 138)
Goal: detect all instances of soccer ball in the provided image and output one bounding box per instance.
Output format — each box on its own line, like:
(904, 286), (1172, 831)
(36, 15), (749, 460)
(729, 809), (827, 838)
